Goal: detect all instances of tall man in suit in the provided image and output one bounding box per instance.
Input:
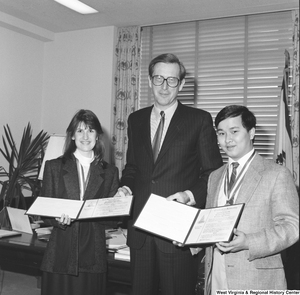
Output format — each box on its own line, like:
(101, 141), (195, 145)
(204, 105), (299, 293)
(116, 53), (223, 295)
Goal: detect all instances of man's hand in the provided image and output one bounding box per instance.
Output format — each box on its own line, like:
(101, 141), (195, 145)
(167, 191), (190, 204)
(172, 240), (184, 247)
(114, 186), (132, 197)
(172, 241), (202, 256)
(216, 229), (249, 254)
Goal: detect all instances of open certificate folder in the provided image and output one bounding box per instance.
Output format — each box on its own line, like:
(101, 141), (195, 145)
(26, 195), (133, 220)
(134, 194), (244, 245)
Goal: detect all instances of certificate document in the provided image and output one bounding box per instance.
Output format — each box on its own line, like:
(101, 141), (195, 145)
(26, 195), (133, 220)
(134, 194), (244, 245)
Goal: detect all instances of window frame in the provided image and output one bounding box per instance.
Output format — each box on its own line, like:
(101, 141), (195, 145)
(138, 11), (293, 161)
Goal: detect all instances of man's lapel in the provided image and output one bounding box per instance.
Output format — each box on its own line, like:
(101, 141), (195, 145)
(235, 154), (262, 205)
(210, 166), (227, 207)
(137, 107), (153, 160)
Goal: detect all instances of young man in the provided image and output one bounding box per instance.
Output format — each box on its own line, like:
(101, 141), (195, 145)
(204, 105), (299, 293)
(116, 53), (223, 295)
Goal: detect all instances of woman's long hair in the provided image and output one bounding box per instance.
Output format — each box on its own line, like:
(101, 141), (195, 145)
(63, 109), (105, 162)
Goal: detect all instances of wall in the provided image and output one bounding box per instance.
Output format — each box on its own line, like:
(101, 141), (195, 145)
(42, 26), (116, 162)
(0, 26), (44, 148)
(0, 25), (116, 171)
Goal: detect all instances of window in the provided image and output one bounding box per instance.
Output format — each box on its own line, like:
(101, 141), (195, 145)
(139, 11), (293, 160)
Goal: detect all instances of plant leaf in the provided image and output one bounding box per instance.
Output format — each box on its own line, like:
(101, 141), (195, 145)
(0, 123), (49, 209)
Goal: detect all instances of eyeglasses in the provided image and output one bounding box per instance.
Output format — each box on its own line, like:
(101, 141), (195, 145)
(151, 75), (180, 88)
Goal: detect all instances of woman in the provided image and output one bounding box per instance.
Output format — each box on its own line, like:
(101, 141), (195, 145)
(40, 109), (119, 295)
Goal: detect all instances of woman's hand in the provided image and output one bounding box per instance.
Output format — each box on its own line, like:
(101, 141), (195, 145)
(55, 214), (72, 226)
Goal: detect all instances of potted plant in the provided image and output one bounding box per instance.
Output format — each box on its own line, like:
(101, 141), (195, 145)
(0, 123), (49, 228)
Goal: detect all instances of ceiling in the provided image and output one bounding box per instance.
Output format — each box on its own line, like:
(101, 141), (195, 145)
(0, 0), (298, 33)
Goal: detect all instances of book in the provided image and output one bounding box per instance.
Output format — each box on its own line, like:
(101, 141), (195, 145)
(134, 194), (244, 245)
(106, 228), (127, 251)
(6, 207), (33, 234)
(26, 195), (133, 220)
(35, 226), (53, 236)
(0, 229), (21, 239)
(0, 207), (33, 237)
(115, 246), (130, 261)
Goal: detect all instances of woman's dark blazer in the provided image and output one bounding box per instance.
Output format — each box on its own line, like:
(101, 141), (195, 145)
(40, 156), (119, 276)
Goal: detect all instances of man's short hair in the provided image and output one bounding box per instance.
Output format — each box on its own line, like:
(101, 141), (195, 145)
(148, 53), (186, 81)
(215, 105), (256, 132)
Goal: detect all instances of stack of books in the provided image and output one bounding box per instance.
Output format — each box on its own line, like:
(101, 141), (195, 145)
(106, 228), (130, 261)
(114, 246), (130, 261)
(35, 226), (53, 241)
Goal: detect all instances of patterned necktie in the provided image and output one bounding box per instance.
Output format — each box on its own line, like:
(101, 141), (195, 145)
(227, 162), (239, 205)
(152, 111), (165, 162)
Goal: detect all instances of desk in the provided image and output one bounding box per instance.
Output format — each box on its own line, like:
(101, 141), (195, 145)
(0, 233), (131, 286)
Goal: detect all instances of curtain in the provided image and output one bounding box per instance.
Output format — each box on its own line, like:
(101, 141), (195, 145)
(291, 10), (299, 190)
(112, 27), (141, 175)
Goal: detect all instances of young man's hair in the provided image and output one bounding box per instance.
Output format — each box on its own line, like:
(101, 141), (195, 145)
(148, 53), (186, 81)
(215, 105), (256, 132)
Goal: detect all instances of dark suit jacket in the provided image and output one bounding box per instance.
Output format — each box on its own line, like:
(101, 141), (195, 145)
(121, 102), (223, 253)
(40, 156), (119, 275)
